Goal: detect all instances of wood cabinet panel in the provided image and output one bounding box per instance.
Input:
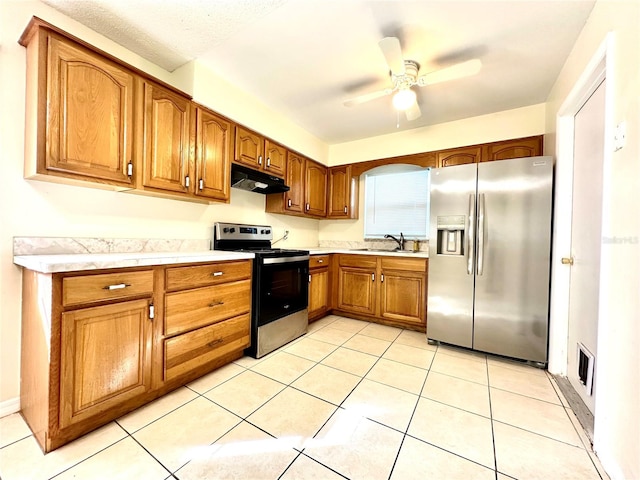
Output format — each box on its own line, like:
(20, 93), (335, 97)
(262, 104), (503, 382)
(165, 260), (251, 291)
(195, 107), (231, 201)
(437, 146), (482, 168)
(264, 140), (287, 177)
(327, 165), (358, 219)
(164, 314), (250, 381)
(380, 269), (425, 326)
(337, 266), (377, 316)
(482, 136), (543, 162)
(59, 299), (152, 428)
(62, 270), (154, 306)
(305, 160), (328, 217)
(309, 268), (330, 320)
(309, 255), (330, 269)
(142, 82), (191, 193)
(284, 152), (305, 213)
(234, 126), (264, 170)
(164, 279), (251, 337)
(46, 34), (134, 185)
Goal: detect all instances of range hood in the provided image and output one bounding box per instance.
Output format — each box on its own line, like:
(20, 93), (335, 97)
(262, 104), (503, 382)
(231, 164), (290, 194)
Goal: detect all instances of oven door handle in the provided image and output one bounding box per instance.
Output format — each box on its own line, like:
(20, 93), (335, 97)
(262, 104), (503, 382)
(262, 255), (310, 265)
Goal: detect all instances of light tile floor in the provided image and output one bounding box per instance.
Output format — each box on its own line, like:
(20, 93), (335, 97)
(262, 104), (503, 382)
(0, 314), (608, 480)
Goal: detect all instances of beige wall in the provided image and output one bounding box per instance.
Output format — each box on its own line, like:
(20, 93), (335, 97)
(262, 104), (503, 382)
(320, 104), (546, 242)
(0, 0), (324, 407)
(544, 1), (639, 479)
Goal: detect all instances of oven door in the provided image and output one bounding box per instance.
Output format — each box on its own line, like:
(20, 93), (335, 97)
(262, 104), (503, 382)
(255, 255), (309, 327)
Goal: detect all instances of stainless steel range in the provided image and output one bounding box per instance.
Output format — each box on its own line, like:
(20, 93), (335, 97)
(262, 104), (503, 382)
(213, 222), (309, 358)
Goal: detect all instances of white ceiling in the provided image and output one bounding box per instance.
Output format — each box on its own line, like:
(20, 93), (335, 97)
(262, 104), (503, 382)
(42, 0), (595, 144)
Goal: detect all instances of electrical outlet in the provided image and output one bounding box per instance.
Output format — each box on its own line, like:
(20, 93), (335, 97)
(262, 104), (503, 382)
(614, 121), (626, 151)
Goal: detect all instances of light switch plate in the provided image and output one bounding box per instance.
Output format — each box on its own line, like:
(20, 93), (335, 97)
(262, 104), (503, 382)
(614, 121), (626, 151)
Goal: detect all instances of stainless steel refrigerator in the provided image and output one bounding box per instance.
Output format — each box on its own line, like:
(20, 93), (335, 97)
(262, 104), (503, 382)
(427, 156), (553, 364)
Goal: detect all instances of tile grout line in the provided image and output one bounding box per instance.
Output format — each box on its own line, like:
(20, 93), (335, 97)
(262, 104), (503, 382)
(486, 355), (500, 480)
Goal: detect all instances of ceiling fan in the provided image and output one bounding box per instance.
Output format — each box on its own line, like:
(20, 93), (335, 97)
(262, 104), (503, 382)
(344, 37), (482, 121)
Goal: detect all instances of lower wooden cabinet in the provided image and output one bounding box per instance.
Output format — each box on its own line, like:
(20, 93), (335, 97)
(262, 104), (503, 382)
(308, 255), (331, 321)
(334, 254), (428, 331)
(19, 259), (252, 453)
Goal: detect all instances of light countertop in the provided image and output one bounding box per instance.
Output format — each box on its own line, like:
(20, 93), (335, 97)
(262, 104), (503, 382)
(305, 247), (429, 258)
(13, 250), (254, 274)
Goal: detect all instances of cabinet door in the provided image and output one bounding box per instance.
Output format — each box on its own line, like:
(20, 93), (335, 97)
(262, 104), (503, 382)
(234, 126), (264, 170)
(284, 152), (305, 213)
(327, 165), (358, 219)
(143, 83), (191, 193)
(264, 140), (287, 178)
(59, 299), (152, 428)
(438, 146), (482, 168)
(309, 268), (329, 320)
(482, 136), (542, 162)
(380, 269), (426, 327)
(337, 266), (376, 315)
(195, 108), (231, 201)
(47, 34), (134, 185)
(305, 160), (328, 217)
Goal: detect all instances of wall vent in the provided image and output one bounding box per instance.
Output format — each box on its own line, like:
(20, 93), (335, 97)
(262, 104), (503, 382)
(577, 343), (595, 396)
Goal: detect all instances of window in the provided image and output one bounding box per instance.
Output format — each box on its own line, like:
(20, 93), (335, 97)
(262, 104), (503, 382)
(364, 165), (430, 239)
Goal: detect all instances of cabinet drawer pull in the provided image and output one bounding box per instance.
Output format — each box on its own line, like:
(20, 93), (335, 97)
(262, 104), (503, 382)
(103, 283), (131, 290)
(210, 271), (224, 277)
(317, 259), (323, 263)
(206, 338), (224, 348)
(208, 300), (224, 307)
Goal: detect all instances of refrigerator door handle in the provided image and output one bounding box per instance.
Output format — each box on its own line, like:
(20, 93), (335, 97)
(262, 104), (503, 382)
(467, 194), (475, 275)
(477, 193), (486, 276)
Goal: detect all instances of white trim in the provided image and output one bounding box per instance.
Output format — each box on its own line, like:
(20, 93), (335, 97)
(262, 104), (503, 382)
(0, 397), (20, 418)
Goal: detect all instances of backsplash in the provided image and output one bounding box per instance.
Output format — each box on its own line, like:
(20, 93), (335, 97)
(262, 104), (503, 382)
(13, 237), (210, 255)
(319, 239), (429, 252)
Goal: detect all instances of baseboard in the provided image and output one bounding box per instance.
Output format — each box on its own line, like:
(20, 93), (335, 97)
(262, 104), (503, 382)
(0, 397), (20, 418)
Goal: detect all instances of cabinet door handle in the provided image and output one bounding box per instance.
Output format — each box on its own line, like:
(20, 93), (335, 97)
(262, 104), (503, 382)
(199, 179), (204, 190)
(308, 274), (312, 283)
(210, 271), (224, 277)
(103, 283), (131, 290)
(371, 273), (375, 282)
(127, 161), (133, 177)
(267, 157), (271, 167)
(344, 206), (347, 214)
(287, 199), (292, 207)
(306, 203), (310, 211)
(381, 274), (384, 283)
(149, 303), (155, 320)
(185, 175), (190, 188)
(258, 155), (263, 165)
(208, 300), (224, 307)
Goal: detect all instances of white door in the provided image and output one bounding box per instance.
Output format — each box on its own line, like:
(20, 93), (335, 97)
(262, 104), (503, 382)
(566, 79), (606, 414)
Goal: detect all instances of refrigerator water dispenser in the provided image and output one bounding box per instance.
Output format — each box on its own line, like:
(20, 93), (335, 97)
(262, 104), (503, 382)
(436, 215), (465, 256)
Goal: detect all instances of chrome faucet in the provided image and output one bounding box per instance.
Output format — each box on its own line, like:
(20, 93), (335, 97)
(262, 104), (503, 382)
(384, 232), (405, 250)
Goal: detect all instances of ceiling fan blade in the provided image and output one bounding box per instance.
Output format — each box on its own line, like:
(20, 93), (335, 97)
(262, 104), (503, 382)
(405, 101), (421, 121)
(417, 59), (482, 86)
(344, 88), (393, 107)
(378, 37), (405, 76)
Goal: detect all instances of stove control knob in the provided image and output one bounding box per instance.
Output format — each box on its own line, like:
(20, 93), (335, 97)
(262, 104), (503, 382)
(265, 229), (271, 234)
(229, 228), (236, 233)
(223, 227), (229, 233)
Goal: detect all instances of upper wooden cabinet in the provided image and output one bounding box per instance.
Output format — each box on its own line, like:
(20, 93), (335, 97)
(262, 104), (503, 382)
(194, 107), (232, 202)
(234, 126), (286, 178)
(437, 146), (482, 168)
(481, 136), (543, 162)
(141, 82), (192, 194)
(327, 165), (358, 219)
(23, 29), (135, 187)
(265, 153), (328, 218)
(305, 160), (328, 217)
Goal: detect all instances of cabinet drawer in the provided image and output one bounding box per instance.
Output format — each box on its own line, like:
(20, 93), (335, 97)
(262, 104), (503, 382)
(164, 314), (250, 381)
(62, 270), (154, 307)
(165, 260), (251, 291)
(310, 255), (330, 269)
(338, 254), (377, 269)
(380, 257), (428, 273)
(165, 279), (251, 336)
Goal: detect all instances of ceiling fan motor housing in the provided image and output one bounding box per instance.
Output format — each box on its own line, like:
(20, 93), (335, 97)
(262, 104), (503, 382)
(392, 60), (419, 90)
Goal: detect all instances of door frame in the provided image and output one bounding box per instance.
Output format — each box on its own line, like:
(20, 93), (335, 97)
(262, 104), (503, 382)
(548, 32), (614, 410)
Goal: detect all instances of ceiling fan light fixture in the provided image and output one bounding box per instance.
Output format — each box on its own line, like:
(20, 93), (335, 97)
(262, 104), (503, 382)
(392, 88), (416, 110)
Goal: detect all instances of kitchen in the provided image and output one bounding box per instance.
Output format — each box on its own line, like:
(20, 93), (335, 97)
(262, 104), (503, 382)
(0, 1), (638, 479)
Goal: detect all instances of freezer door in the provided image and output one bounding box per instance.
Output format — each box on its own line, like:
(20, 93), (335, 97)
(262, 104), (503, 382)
(473, 156), (553, 363)
(427, 163), (477, 347)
